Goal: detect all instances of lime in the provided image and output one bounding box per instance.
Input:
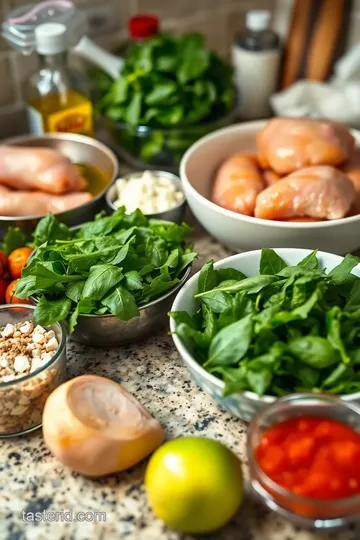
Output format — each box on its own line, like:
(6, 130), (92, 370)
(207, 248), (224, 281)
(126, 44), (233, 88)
(145, 436), (244, 533)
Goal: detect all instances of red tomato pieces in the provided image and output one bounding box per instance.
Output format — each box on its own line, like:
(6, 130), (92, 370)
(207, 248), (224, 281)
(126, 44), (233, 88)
(256, 416), (360, 500)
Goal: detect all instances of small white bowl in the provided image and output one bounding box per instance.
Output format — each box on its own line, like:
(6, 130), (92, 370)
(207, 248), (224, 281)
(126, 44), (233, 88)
(180, 120), (360, 255)
(169, 248), (360, 422)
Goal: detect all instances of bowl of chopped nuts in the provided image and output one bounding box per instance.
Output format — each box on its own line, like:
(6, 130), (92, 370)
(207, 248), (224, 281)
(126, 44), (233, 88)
(0, 305), (67, 438)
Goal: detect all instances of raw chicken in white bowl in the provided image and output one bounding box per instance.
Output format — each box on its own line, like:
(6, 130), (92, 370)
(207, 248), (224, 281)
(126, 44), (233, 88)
(180, 118), (360, 255)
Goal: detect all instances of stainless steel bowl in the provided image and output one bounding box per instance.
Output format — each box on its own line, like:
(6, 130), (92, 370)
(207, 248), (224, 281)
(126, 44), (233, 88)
(105, 170), (186, 224)
(0, 133), (119, 237)
(31, 265), (192, 347)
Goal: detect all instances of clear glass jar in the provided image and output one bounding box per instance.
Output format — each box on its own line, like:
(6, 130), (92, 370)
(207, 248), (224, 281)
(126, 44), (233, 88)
(247, 393), (360, 530)
(0, 305), (67, 438)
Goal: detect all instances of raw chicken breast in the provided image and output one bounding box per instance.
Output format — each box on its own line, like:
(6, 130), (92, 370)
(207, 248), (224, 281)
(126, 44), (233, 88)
(0, 146), (88, 194)
(254, 166), (356, 221)
(263, 169), (281, 186)
(212, 153), (265, 215)
(257, 118), (355, 175)
(0, 185), (92, 216)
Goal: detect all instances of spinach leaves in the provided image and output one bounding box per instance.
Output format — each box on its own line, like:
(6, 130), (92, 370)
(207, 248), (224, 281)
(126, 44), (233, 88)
(170, 250), (360, 397)
(16, 209), (196, 331)
(96, 33), (234, 128)
(91, 33), (235, 166)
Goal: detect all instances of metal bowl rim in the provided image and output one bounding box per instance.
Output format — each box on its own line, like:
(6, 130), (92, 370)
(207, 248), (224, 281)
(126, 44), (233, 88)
(105, 170), (186, 214)
(0, 132), (119, 222)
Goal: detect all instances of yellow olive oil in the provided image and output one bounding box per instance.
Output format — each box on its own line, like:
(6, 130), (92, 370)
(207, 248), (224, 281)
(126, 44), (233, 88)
(75, 163), (110, 196)
(28, 90), (94, 137)
(26, 24), (94, 137)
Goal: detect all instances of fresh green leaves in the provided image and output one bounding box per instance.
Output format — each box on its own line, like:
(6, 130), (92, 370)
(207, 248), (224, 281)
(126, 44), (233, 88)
(0, 226), (27, 255)
(170, 249), (360, 398)
(259, 248), (287, 275)
(206, 315), (252, 367)
(102, 284), (139, 321)
(17, 208), (196, 332)
(82, 265), (124, 301)
(95, 32), (234, 129)
(91, 32), (235, 166)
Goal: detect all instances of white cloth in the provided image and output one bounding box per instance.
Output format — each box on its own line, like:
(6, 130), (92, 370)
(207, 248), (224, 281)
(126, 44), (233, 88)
(270, 43), (360, 126)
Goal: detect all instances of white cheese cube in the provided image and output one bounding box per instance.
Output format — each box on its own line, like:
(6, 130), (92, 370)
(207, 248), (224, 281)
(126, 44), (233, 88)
(45, 337), (58, 352)
(1, 324), (14, 338)
(14, 355), (30, 373)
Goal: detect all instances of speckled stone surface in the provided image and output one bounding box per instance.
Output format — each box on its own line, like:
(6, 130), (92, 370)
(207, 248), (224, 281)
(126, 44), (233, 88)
(1, 209), (359, 540)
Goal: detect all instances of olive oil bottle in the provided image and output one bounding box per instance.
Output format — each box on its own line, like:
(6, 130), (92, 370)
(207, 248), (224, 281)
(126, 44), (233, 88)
(26, 22), (94, 137)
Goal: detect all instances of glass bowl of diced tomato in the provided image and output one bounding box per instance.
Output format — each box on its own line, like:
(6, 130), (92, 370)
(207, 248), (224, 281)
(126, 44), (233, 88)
(247, 393), (360, 529)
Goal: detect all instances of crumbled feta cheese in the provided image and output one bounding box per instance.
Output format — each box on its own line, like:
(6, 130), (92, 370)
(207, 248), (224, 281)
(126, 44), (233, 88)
(34, 325), (46, 334)
(13, 355), (30, 373)
(19, 321), (33, 334)
(45, 337), (58, 352)
(1, 324), (14, 338)
(33, 332), (45, 344)
(0, 321), (58, 384)
(45, 330), (55, 340)
(41, 352), (53, 363)
(0, 355), (8, 368)
(113, 171), (185, 215)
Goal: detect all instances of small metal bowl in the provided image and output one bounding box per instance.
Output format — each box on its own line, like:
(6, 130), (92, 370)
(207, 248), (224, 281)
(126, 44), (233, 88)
(105, 170), (186, 224)
(31, 265), (192, 347)
(0, 133), (119, 238)
(0, 304), (67, 438)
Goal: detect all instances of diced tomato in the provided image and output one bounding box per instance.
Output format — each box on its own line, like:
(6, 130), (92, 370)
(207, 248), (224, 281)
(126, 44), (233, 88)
(255, 415), (360, 503)
(287, 436), (315, 466)
(257, 445), (286, 475)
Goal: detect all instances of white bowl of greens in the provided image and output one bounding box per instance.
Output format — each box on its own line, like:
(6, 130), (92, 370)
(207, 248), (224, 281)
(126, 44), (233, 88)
(169, 248), (360, 422)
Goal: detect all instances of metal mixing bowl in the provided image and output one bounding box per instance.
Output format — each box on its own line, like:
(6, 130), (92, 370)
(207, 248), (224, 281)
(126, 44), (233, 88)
(105, 170), (186, 224)
(0, 133), (119, 238)
(31, 265), (192, 347)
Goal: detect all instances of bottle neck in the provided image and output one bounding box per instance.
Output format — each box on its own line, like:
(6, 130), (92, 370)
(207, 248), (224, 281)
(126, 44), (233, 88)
(38, 51), (68, 68)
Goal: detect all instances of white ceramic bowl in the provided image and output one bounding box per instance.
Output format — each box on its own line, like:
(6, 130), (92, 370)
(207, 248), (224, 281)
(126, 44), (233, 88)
(180, 120), (360, 255)
(170, 248), (360, 422)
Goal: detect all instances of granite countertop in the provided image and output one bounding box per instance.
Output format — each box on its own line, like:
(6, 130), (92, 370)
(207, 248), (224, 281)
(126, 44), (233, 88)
(0, 206), (359, 539)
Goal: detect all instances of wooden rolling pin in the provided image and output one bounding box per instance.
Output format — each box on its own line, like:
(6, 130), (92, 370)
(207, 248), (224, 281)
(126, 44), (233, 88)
(305, 0), (346, 81)
(280, 0), (312, 89)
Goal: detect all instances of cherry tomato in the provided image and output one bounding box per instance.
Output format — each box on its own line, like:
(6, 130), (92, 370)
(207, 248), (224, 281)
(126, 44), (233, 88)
(8, 247), (33, 279)
(0, 250), (8, 278)
(5, 279), (29, 305)
(0, 278), (8, 303)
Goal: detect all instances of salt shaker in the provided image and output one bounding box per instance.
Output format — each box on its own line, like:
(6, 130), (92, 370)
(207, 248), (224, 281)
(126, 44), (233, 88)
(232, 10), (281, 120)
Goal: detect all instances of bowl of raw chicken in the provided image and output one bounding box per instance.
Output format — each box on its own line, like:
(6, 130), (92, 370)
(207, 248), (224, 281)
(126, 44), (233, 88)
(180, 117), (360, 255)
(0, 133), (118, 237)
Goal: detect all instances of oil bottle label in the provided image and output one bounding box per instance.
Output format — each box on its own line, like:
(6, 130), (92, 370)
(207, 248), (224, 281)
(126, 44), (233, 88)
(27, 106), (44, 135)
(47, 102), (94, 136)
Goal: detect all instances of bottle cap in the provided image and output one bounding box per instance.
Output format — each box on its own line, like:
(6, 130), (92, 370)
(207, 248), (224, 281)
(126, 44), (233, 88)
(246, 10), (271, 32)
(128, 15), (159, 39)
(35, 22), (67, 55)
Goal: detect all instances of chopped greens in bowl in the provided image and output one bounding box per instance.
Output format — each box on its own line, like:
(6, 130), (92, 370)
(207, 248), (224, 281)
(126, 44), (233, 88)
(170, 248), (360, 407)
(15, 208), (197, 333)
